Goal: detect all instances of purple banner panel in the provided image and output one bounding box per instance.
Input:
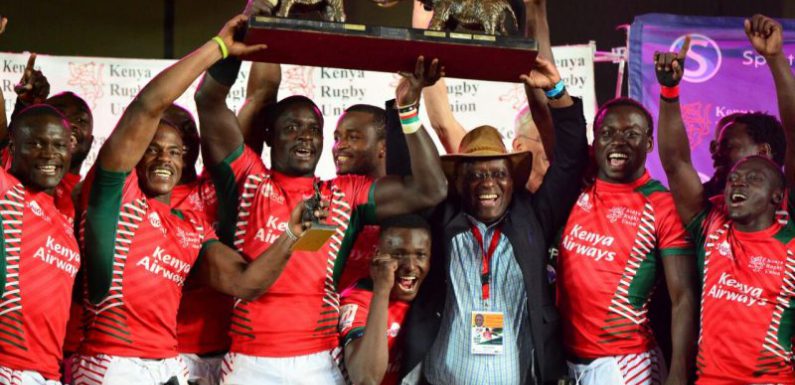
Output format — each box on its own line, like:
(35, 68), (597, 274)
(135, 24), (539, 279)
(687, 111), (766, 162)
(628, 13), (795, 185)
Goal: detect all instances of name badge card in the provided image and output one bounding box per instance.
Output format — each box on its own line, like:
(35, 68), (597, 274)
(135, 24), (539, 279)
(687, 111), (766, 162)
(470, 311), (504, 355)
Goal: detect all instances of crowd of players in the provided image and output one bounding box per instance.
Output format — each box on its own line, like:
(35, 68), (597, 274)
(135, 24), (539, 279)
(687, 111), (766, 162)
(0, 1), (794, 385)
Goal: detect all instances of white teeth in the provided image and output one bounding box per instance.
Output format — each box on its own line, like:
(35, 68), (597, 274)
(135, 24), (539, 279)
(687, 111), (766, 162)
(731, 193), (747, 202)
(608, 153), (628, 160)
(153, 168), (172, 177)
(38, 165), (56, 174)
(399, 276), (416, 281)
(479, 194), (498, 200)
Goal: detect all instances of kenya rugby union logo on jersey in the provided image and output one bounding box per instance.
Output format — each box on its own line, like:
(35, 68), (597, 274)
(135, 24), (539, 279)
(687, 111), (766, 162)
(176, 227), (202, 249)
(747, 255), (784, 276)
(605, 206), (641, 226)
(717, 240), (733, 260)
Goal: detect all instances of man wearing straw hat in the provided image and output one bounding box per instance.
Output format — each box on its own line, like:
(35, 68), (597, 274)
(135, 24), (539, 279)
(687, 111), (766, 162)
(398, 57), (588, 385)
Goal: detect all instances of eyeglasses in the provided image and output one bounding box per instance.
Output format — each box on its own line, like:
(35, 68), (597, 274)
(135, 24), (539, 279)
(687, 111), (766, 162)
(465, 170), (510, 182)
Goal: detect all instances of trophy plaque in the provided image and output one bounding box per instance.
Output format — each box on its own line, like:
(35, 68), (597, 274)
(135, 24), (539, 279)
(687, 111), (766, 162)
(242, 15), (537, 83)
(291, 182), (336, 251)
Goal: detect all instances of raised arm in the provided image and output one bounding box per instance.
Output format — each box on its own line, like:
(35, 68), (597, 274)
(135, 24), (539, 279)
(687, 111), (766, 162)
(422, 80), (467, 153)
(199, 197), (327, 300)
(655, 37), (706, 224)
(523, 0), (555, 158)
(373, 57), (448, 221)
(745, 15), (795, 188)
(0, 17), (8, 141)
(520, 58), (587, 240)
(343, 256), (396, 385)
(238, 62), (281, 155)
(100, 15), (265, 173)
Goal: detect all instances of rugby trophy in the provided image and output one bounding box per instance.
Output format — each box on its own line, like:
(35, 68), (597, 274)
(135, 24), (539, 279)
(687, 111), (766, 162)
(291, 182), (336, 251)
(242, 0), (537, 83)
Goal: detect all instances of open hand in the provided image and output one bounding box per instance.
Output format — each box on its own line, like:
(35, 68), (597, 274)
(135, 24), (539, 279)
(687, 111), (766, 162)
(396, 56), (445, 106)
(14, 54), (50, 105)
(654, 35), (690, 87)
(217, 14), (268, 57)
(745, 14), (783, 58)
(520, 57), (561, 91)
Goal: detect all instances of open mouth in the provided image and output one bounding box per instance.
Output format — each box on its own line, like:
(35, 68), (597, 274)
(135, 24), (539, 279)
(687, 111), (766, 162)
(151, 166), (173, 181)
(334, 154), (351, 165)
(607, 151), (629, 168)
(294, 147), (314, 161)
(477, 193), (499, 208)
(396, 275), (418, 292)
(729, 192), (748, 205)
(36, 164), (59, 176)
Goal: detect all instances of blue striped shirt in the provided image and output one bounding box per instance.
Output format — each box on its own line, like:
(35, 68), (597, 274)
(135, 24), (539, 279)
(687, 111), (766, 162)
(423, 216), (531, 385)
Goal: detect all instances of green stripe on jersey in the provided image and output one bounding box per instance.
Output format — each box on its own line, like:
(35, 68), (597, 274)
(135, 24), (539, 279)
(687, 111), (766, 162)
(209, 145), (244, 246)
(659, 247), (695, 257)
(635, 179), (668, 197)
(627, 251), (658, 309)
(85, 167), (129, 304)
(332, 183), (378, 288)
(774, 221), (795, 245)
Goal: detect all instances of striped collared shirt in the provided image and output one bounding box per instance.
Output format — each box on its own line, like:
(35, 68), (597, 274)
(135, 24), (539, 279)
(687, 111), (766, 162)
(423, 216), (531, 385)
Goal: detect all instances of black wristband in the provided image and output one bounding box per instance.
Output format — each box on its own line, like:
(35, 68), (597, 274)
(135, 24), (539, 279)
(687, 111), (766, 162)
(660, 95), (680, 103)
(207, 56), (242, 87)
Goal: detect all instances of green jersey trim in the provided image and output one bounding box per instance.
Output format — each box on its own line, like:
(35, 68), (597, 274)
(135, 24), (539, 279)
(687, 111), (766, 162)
(209, 145), (244, 245)
(85, 167), (129, 304)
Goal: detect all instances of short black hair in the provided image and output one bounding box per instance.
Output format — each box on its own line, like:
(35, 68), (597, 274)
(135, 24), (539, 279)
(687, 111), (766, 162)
(730, 112), (785, 167)
(9, 104), (69, 137)
(163, 104), (199, 154)
(380, 214), (431, 236)
(46, 91), (92, 118)
(594, 97), (654, 136)
(265, 95), (324, 131)
(343, 104), (386, 140)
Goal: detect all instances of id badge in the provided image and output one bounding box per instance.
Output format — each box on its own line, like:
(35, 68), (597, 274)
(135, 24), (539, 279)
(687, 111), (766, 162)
(470, 311), (504, 355)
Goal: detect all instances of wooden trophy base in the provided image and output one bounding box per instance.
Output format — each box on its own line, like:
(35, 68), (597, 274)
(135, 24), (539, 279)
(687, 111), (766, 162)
(242, 16), (538, 83)
(292, 224), (336, 251)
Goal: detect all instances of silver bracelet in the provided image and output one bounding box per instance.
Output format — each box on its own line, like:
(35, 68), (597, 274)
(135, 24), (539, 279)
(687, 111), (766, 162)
(284, 225), (299, 242)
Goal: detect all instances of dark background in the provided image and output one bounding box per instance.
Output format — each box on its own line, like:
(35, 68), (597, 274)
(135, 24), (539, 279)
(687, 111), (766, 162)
(0, 0), (790, 104)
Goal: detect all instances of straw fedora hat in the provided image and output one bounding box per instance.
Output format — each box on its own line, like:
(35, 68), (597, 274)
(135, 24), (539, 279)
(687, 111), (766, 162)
(441, 125), (532, 187)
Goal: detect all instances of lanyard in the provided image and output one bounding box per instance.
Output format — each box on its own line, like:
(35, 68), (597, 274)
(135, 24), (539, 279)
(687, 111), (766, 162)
(470, 225), (502, 301)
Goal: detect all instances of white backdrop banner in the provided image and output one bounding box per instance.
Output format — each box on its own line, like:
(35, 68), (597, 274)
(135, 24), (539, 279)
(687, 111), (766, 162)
(1, 44), (596, 179)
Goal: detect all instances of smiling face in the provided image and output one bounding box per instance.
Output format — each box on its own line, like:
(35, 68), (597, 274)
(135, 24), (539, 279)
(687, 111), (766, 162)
(10, 114), (73, 194)
(456, 158), (514, 224)
(135, 123), (184, 201)
(332, 111), (385, 177)
(723, 156), (783, 227)
(593, 105), (653, 184)
(46, 93), (93, 168)
(270, 102), (323, 177)
(379, 226), (431, 302)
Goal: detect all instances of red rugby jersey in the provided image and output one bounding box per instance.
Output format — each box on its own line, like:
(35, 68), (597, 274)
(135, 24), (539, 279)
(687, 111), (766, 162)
(557, 172), (693, 358)
(0, 169), (80, 379)
(54, 172), (80, 223)
(172, 174), (234, 355)
(339, 284), (410, 385)
(79, 167), (217, 358)
(338, 225), (380, 292)
(688, 197), (795, 385)
(211, 145), (375, 357)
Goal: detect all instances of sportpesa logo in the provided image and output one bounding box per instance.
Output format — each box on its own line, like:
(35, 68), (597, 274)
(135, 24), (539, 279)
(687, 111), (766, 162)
(669, 34), (722, 83)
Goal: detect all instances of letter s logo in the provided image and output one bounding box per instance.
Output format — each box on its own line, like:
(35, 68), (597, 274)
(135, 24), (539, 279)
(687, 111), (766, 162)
(669, 34), (722, 83)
